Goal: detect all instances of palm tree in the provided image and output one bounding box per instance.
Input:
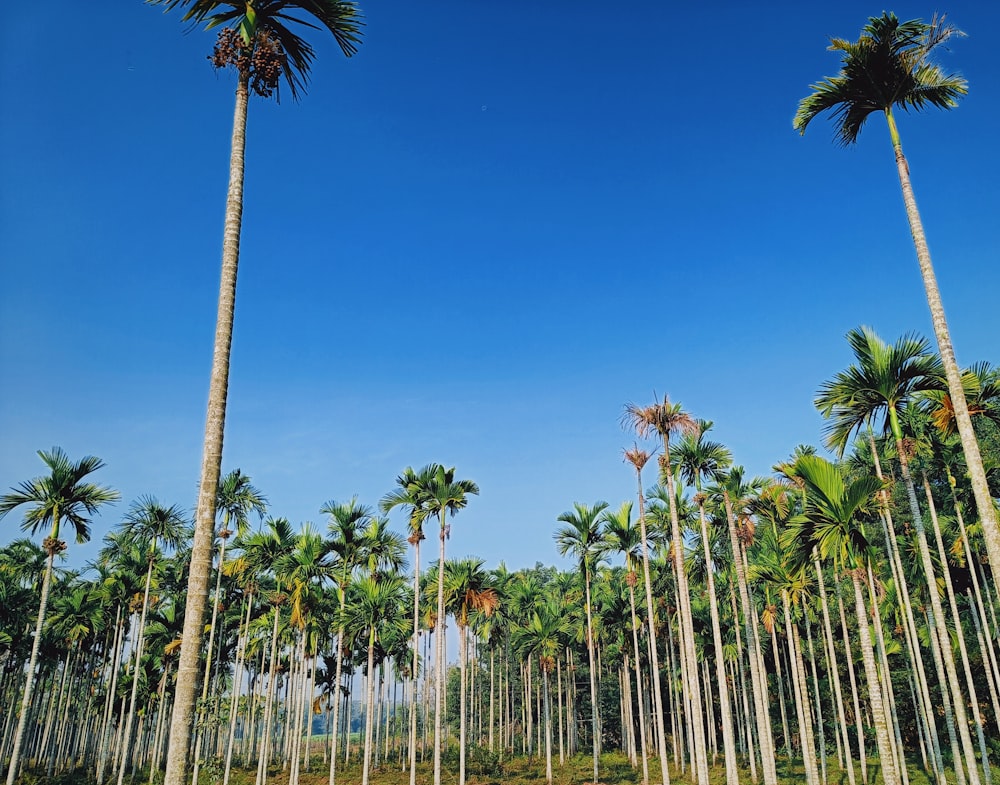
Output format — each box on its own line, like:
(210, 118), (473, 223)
(147, 4), (363, 781)
(340, 575), (409, 785)
(443, 558), (499, 785)
(555, 500), (608, 784)
(711, 467), (778, 785)
(624, 395), (707, 785)
(321, 497), (373, 785)
(672, 422), (739, 785)
(599, 499), (650, 785)
(192, 469), (267, 783)
(381, 465), (436, 785)
(794, 12), (1000, 589)
(416, 465), (478, 785)
(239, 517), (296, 785)
(783, 456), (901, 785)
(511, 600), (569, 785)
(622, 444), (672, 785)
(116, 497), (189, 785)
(0, 447), (119, 785)
(817, 326), (981, 783)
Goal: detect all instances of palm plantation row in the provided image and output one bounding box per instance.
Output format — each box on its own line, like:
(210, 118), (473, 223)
(3, 325), (1000, 785)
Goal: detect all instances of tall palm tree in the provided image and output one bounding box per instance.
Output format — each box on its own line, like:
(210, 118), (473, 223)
(116, 497), (189, 785)
(817, 326), (981, 783)
(793, 12), (1000, 587)
(782, 455), (900, 785)
(381, 465), (436, 785)
(321, 497), (373, 785)
(599, 500), (650, 785)
(192, 469), (267, 784)
(147, 5), (363, 782)
(511, 600), (569, 785)
(555, 500), (609, 784)
(672, 422), (739, 785)
(622, 444), (672, 785)
(711, 467), (778, 785)
(443, 558), (499, 785)
(340, 575), (409, 785)
(416, 465), (478, 785)
(378, 463), (437, 785)
(0, 447), (119, 785)
(625, 395), (706, 785)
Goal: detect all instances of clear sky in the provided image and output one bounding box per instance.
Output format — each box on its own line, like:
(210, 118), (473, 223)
(2, 1), (998, 574)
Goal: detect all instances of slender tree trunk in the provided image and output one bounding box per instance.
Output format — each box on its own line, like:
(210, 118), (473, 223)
(409, 539), (421, 785)
(433, 514), (447, 785)
(223, 592), (254, 785)
(627, 575), (650, 785)
(782, 593), (818, 785)
(723, 493), (777, 785)
(815, 562), (856, 785)
(118, 557), (156, 785)
(583, 564), (600, 784)
(890, 416), (980, 785)
(256, 606), (282, 785)
(459, 623), (468, 785)
(885, 108), (1000, 589)
(634, 471), (671, 785)
(192, 534), (229, 785)
(661, 450), (707, 785)
(542, 669), (553, 785)
(696, 500), (738, 785)
(361, 631), (377, 785)
(867, 429), (945, 783)
(5, 547), (57, 785)
(850, 569), (900, 785)
(163, 68), (250, 785)
(923, 476), (993, 785)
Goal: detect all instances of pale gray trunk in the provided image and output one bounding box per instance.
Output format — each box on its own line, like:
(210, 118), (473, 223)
(634, 472), (671, 785)
(696, 501), (738, 785)
(627, 577), (650, 785)
(163, 69), (250, 785)
(118, 557), (156, 785)
(815, 562), (856, 785)
(886, 110), (1000, 594)
(361, 630), (377, 785)
(723, 492), (777, 785)
(433, 513), (447, 785)
(223, 592), (254, 785)
(850, 571), (900, 785)
(894, 435), (980, 785)
(5, 550), (56, 785)
(409, 538), (421, 785)
(192, 534), (229, 785)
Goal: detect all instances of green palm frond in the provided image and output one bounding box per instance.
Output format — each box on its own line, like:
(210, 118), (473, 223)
(794, 12), (966, 146)
(150, 0), (363, 100)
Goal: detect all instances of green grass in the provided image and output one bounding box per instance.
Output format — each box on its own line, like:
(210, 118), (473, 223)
(14, 751), (993, 785)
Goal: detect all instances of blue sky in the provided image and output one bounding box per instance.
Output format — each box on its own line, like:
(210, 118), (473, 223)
(2, 1), (998, 574)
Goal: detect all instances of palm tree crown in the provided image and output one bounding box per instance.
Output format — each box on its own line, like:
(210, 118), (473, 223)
(0, 447), (120, 546)
(793, 12), (966, 145)
(150, 0), (364, 99)
(815, 326), (944, 454)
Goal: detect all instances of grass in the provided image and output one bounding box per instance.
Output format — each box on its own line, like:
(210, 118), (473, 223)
(13, 751), (993, 785)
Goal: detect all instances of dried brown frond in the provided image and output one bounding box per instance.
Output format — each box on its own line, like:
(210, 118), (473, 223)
(623, 444), (651, 472)
(761, 605), (777, 635)
(469, 588), (500, 618)
(164, 637), (183, 656)
(737, 515), (756, 548)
